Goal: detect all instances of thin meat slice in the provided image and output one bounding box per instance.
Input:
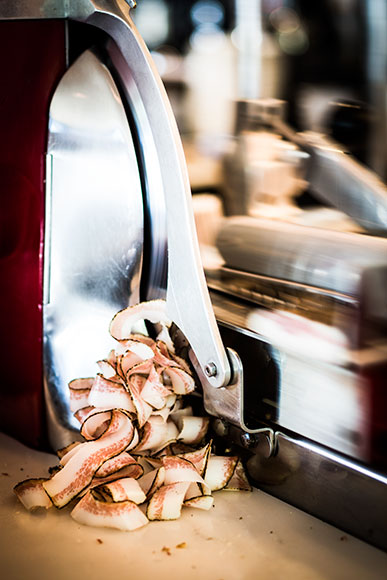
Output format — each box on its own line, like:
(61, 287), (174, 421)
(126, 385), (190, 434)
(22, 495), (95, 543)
(109, 300), (170, 340)
(178, 441), (212, 477)
(162, 456), (205, 485)
(95, 452), (143, 479)
(147, 481), (190, 521)
(88, 374), (135, 413)
(138, 466), (165, 498)
(126, 374), (153, 428)
(68, 378), (94, 413)
(163, 367), (195, 395)
(176, 416), (210, 444)
(203, 455), (239, 492)
(101, 477), (146, 504)
(43, 410), (136, 507)
(224, 459), (252, 491)
(141, 365), (171, 409)
(71, 490), (148, 531)
(14, 478), (52, 510)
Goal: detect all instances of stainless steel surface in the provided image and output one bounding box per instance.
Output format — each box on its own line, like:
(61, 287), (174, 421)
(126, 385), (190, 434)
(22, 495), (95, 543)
(44, 49), (144, 448)
(299, 130), (387, 234)
(216, 216), (387, 322)
(200, 346), (275, 446)
(106, 41), (168, 300)
(208, 289), (387, 462)
(80, 1), (231, 391)
(245, 431), (387, 552)
(1, 1), (233, 437)
(271, 109), (387, 235)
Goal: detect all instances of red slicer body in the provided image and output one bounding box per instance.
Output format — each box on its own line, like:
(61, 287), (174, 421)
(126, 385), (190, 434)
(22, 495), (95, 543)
(0, 21), (66, 448)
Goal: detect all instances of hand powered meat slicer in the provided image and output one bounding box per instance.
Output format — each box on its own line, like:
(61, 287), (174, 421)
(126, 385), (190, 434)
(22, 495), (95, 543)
(0, 1), (242, 453)
(0, 0), (387, 554)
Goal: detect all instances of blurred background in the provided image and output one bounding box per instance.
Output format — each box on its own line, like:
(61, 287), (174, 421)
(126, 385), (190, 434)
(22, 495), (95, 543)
(132, 0), (384, 195)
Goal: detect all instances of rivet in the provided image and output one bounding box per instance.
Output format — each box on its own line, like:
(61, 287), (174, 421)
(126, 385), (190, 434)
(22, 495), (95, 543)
(205, 362), (217, 377)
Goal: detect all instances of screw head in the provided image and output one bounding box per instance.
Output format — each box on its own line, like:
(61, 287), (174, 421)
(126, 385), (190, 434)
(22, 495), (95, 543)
(240, 432), (258, 449)
(125, 0), (137, 8)
(205, 362), (217, 378)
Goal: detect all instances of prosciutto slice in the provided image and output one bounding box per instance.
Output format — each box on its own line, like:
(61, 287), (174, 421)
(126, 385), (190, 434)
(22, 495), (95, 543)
(71, 490), (148, 531)
(68, 378), (94, 413)
(43, 410), (136, 507)
(14, 478), (52, 510)
(109, 300), (170, 340)
(14, 299), (251, 531)
(88, 374), (135, 413)
(147, 482), (190, 521)
(101, 477), (146, 504)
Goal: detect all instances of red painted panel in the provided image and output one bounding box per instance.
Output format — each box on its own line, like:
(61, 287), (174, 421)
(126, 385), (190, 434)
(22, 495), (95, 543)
(0, 20), (66, 449)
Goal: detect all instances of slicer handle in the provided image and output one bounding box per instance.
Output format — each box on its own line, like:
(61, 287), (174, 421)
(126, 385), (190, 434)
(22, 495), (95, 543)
(83, 1), (232, 388)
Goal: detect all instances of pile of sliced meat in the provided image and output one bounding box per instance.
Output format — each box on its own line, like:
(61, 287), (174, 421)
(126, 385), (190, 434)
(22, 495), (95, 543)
(14, 300), (251, 531)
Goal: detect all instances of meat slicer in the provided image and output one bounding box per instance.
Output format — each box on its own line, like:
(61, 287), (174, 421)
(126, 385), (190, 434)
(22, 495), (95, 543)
(0, 0), (234, 449)
(0, 0), (386, 553)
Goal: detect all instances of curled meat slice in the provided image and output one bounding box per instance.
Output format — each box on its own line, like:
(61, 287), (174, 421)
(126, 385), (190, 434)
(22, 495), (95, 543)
(14, 478), (52, 510)
(127, 374), (153, 428)
(73, 406), (96, 424)
(124, 339), (155, 362)
(178, 441), (212, 477)
(88, 374), (135, 414)
(176, 416), (210, 445)
(71, 490), (148, 531)
(118, 345), (154, 377)
(80, 410), (112, 441)
(109, 299), (170, 340)
(96, 359), (117, 379)
(156, 325), (175, 353)
(224, 459), (252, 491)
(68, 378), (94, 413)
(43, 410), (136, 507)
(152, 341), (180, 368)
(125, 358), (154, 380)
(203, 455), (239, 492)
(138, 466), (165, 498)
(147, 481), (190, 521)
(95, 452), (143, 479)
(102, 477), (146, 504)
(163, 367), (195, 395)
(162, 456), (205, 485)
(140, 365), (171, 409)
(184, 494), (214, 510)
(134, 416), (178, 454)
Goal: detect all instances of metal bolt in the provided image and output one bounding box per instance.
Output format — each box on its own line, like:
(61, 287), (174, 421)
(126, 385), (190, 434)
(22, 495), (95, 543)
(125, 0), (137, 8)
(205, 362), (217, 378)
(240, 432), (258, 449)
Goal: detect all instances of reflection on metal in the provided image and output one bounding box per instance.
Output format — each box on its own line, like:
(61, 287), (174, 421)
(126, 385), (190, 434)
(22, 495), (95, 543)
(298, 130), (387, 235)
(200, 346), (275, 448)
(79, 2), (232, 390)
(2, 0), (233, 444)
(246, 432), (387, 552)
(271, 107), (387, 235)
(207, 279), (387, 463)
(216, 216), (387, 325)
(44, 50), (144, 449)
(106, 42), (167, 301)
